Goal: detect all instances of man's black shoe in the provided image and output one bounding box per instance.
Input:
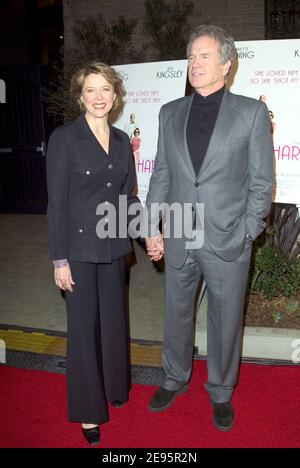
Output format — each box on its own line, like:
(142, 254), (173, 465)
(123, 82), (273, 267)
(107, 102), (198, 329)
(212, 402), (234, 432)
(148, 384), (188, 413)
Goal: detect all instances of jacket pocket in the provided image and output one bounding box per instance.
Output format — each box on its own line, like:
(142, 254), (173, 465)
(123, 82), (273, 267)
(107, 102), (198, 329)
(71, 161), (104, 175)
(68, 221), (97, 260)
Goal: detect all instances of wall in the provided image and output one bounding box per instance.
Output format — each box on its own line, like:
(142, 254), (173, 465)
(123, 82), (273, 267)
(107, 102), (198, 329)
(0, 0), (32, 65)
(63, 0), (265, 59)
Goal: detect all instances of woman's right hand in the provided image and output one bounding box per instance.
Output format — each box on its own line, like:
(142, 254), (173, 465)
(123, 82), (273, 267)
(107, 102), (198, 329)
(54, 264), (75, 292)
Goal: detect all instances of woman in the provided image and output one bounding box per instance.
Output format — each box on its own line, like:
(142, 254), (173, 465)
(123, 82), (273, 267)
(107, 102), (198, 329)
(130, 127), (141, 161)
(46, 62), (139, 445)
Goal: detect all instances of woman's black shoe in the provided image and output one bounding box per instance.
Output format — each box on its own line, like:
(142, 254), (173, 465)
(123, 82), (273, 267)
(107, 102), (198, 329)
(81, 425), (100, 445)
(112, 401), (124, 408)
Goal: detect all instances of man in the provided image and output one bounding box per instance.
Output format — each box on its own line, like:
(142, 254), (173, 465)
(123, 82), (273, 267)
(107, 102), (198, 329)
(145, 25), (273, 431)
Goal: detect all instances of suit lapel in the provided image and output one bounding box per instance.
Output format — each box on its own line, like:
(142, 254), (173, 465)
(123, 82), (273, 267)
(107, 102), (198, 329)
(75, 113), (94, 141)
(109, 125), (124, 160)
(197, 89), (236, 178)
(74, 113), (123, 160)
(173, 90), (237, 179)
(173, 94), (196, 177)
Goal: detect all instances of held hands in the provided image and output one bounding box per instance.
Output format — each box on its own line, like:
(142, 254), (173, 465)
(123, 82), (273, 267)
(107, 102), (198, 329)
(145, 234), (164, 262)
(54, 264), (75, 292)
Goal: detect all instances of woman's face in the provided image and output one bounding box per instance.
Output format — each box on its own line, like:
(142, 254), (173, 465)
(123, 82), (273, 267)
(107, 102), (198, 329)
(81, 73), (116, 120)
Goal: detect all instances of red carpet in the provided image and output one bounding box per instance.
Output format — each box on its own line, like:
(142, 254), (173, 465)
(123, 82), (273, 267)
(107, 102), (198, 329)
(0, 361), (299, 448)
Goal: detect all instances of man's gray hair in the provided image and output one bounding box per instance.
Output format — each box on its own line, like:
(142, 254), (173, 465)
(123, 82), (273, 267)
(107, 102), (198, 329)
(186, 24), (237, 64)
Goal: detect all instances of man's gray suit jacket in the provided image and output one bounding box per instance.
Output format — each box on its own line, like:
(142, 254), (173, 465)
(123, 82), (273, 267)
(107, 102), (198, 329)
(145, 88), (274, 267)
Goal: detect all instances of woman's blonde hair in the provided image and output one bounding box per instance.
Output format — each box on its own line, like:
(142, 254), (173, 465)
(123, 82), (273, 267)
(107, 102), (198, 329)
(70, 61), (125, 118)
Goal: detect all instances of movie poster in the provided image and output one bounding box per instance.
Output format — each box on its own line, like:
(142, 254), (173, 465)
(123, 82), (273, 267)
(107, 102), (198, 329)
(114, 61), (187, 205)
(115, 39), (300, 206)
(232, 39), (300, 205)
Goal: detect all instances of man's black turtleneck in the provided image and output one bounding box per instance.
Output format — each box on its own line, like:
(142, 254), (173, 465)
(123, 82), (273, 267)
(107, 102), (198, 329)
(186, 86), (225, 176)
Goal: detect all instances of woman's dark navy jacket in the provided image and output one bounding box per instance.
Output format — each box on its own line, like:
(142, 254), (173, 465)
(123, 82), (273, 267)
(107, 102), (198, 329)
(46, 113), (140, 263)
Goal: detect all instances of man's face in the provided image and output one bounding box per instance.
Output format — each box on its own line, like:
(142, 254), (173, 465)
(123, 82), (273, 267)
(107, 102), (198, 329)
(188, 36), (231, 96)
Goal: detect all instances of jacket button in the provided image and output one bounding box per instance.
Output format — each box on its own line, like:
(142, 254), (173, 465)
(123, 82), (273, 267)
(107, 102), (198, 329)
(107, 182), (112, 188)
(79, 229), (83, 233)
(108, 164), (113, 169)
(194, 182), (200, 187)
(86, 171), (90, 175)
(104, 201), (109, 205)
